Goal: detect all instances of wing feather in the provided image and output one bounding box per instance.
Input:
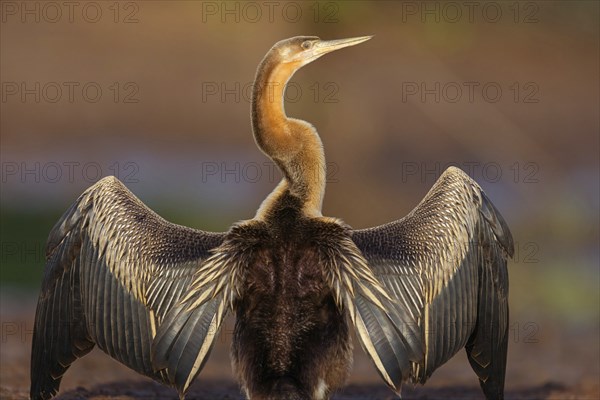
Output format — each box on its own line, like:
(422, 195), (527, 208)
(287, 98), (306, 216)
(151, 234), (248, 395)
(30, 176), (226, 400)
(316, 224), (422, 393)
(351, 167), (513, 399)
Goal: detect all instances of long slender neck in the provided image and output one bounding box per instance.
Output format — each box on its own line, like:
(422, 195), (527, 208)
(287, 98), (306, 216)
(251, 56), (326, 218)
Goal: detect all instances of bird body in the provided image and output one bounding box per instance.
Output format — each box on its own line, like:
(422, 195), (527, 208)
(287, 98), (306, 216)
(231, 194), (353, 400)
(31, 36), (513, 400)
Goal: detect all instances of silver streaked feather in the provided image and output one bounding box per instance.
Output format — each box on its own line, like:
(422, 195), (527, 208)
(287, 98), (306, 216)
(316, 220), (423, 392)
(30, 176), (225, 400)
(351, 167), (513, 398)
(151, 236), (248, 395)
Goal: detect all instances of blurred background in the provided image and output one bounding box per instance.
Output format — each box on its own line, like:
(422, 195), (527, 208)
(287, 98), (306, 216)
(1, 1), (598, 399)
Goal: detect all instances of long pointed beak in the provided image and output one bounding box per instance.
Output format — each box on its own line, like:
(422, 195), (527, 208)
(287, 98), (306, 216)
(312, 36), (373, 57)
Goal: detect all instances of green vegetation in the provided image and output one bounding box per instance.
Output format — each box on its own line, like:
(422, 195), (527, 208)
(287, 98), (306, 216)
(0, 209), (58, 288)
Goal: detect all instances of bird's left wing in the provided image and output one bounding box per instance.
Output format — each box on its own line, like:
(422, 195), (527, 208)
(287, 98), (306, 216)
(30, 176), (229, 400)
(350, 167), (513, 399)
(151, 220), (265, 396)
(151, 235), (249, 395)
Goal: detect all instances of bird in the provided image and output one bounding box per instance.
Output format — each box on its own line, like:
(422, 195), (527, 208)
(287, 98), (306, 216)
(30, 36), (513, 400)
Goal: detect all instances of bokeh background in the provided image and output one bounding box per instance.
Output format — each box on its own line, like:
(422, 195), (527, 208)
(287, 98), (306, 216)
(1, 1), (598, 399)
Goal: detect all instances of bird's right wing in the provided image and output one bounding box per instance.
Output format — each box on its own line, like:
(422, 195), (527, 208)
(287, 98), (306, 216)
(317, 220), (423, 392)
(351, 167), (513, 399)
(30, 176), (229, 400)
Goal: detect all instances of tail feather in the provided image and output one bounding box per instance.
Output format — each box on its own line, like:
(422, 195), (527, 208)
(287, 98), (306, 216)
(268, 378), (310, 400)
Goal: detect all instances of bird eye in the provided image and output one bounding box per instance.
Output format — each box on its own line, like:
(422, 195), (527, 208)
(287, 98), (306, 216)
(301, 41), (312, 50)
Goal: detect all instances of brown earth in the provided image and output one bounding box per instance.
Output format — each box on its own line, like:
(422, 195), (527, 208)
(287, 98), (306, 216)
(1, 294), (598, 400)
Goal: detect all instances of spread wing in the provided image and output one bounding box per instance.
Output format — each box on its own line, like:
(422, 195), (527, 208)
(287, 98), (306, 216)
(351, 167), (513, 399)
(151, 234), (248, 395)
(30, 176), (227, 400)
(317, 221), (423, 392)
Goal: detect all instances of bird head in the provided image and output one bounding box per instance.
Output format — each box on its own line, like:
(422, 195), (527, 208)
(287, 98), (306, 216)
(269, 35), (373, 70)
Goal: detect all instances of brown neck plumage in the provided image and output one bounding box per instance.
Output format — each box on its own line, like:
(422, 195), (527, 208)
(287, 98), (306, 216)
(251, 54), (326, 219)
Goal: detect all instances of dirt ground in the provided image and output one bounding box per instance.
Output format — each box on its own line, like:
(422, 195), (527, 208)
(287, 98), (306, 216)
(1, 293), (598, 400)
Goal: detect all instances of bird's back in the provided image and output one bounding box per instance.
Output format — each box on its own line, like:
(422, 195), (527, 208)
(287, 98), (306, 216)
(231, 193), (352, 399)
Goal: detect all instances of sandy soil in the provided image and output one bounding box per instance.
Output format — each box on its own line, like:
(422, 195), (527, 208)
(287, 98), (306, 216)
(1, 293), (598, 400)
